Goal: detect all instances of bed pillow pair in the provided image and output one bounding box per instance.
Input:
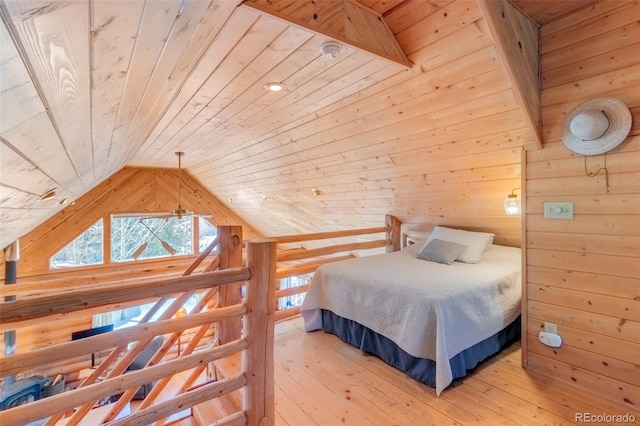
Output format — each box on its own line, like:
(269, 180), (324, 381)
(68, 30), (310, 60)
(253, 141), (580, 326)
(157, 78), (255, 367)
(419, 226), (495, 264)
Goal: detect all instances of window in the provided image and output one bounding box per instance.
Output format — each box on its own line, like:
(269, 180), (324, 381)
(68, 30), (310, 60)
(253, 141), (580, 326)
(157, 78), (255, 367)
(278, 275), (309, 310)
(111, 216), (193, 262)
(50, 215), (217, 269)
(198, 216), (217, 252)
(50, 219), (104, 268)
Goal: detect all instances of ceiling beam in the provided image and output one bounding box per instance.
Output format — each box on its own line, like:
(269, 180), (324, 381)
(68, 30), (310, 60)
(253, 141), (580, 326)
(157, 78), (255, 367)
(478, 0), (542, 149)
(242, 0), (411, 67)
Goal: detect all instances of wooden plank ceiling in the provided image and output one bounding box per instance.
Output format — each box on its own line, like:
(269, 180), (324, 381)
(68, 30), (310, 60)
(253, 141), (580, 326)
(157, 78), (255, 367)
(0, 0), (594, 250)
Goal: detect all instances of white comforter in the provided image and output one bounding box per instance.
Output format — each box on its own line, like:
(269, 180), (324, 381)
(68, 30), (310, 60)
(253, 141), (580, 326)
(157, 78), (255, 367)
(300, 243), (521, 395)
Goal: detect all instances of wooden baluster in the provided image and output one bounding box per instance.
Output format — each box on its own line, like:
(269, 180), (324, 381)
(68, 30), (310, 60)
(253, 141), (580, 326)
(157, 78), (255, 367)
(183, 235), (219, 276)
(99, 233), (224, 421)
(134, 288), (218, 411)
(216, 226), (243, 345)
(243, 239), (277, 426)
(386, 214), (402, 252)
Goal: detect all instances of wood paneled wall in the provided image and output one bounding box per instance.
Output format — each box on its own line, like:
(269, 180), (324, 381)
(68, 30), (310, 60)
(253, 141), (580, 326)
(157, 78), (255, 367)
(14, 166), (260, 275)
(526, 0), (639, 408)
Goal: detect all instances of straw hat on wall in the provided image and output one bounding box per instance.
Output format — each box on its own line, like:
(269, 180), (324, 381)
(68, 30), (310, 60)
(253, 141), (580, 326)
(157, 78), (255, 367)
(562, 97), (632, 156)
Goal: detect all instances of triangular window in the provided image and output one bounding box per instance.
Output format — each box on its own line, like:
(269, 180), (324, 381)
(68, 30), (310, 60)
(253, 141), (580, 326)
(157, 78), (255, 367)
(50, 219), (104, 268)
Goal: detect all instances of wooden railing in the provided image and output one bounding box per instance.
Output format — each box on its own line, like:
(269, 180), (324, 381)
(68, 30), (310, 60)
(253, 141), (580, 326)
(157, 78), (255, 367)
(273, 215), (401, 321)
(0, 237), (276, 426)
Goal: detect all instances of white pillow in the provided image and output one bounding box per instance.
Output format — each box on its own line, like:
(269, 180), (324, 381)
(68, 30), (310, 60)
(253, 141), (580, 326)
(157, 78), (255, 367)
(416, 239), (467, 265)
(424, 226), (494, 263)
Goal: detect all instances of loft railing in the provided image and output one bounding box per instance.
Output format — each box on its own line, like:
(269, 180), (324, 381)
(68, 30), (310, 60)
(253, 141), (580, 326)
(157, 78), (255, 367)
(0, 235), (276, 426)
(272, 215), (401, 321)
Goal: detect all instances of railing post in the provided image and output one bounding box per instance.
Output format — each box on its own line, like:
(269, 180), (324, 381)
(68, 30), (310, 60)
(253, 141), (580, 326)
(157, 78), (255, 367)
(217, 226), (243, 344)
(385, 215), (401, 252)
(3, 240), (19, 385)
(243, 239), (277, 426)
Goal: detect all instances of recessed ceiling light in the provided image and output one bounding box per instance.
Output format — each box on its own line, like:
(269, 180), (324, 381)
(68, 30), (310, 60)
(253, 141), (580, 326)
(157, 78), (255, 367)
(264, 82), (285, 92)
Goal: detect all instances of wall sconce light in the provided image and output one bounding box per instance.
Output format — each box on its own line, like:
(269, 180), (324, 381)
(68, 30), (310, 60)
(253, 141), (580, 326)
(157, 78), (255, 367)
(39, 189), (57, 201)
(504, 188), (521, 216)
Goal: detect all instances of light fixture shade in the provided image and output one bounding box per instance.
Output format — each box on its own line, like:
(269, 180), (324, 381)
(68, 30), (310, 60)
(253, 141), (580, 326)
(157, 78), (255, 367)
(504, 194), (521, 216)
(39, 189), (57, 201)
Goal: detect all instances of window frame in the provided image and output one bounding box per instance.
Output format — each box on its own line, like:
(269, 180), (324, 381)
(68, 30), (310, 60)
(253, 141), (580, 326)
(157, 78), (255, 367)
(48, 214), (217, 270)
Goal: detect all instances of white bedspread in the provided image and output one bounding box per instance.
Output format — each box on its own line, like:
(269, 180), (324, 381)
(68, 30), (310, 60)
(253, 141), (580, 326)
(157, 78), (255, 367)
(300, 243), (521, 395)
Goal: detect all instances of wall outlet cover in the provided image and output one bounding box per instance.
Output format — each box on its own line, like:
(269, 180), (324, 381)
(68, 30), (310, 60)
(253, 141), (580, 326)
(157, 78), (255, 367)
(539, 331), (562, 347)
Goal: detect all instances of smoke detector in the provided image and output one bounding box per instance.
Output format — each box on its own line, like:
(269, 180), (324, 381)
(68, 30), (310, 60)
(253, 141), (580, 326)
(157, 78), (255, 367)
(320, 41), (341, 59)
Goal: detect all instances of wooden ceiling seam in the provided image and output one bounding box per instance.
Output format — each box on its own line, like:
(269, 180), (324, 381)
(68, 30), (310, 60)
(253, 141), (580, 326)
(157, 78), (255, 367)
(511, 0), (600, 27)
(172, 48), (389, 170)
(192, 38), (502, 175)
(90, 0), (146, 183)
(0, 2), (88, 190)
(134, 11), (308, 166)
(198, 68), (517, 181)
(119, 0), (244, 170)
(4, 1), (95, 187)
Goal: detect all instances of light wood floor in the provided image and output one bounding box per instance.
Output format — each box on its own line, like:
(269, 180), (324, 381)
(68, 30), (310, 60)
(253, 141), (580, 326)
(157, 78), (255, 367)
(273, 317), (639, 426)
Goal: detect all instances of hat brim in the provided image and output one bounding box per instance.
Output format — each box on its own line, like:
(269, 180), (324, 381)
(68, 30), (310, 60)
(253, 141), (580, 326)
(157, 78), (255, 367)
(562, 97), (632, 156)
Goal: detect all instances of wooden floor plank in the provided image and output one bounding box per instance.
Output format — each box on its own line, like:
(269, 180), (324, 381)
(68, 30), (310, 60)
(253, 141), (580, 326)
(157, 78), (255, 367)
(274, 381), (320, 426)
(485, 355), (640, 423)
(304, 326), (497, 426)
(275, 362), (346, 425)
(455, 376), (568, 425)
(272, 316), (639, 426)
(275, 409), (289, 426)
(470, 357), (630, 426)
(277, 329), (426, 425)
(275, 358), (377, 425)
(177, 316), (638, 425)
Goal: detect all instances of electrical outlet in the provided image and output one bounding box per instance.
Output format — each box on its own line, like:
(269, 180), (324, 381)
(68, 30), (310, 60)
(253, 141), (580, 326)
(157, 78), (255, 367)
(544, 322), (558, 334)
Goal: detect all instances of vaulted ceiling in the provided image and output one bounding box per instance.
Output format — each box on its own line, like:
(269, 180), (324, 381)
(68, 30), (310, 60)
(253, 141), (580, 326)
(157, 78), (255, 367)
(0, 0), (597, 249)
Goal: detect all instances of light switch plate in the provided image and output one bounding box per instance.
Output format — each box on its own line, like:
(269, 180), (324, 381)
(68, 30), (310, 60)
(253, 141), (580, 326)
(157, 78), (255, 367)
(544, 202), (574, 219)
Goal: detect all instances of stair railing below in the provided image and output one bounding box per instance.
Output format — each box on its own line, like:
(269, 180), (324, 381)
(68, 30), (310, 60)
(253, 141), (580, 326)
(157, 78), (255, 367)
(0, 237), (276, 426)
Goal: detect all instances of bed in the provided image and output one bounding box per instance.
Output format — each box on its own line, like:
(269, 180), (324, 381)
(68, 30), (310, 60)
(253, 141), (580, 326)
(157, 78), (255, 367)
(300, 227), (522, 395)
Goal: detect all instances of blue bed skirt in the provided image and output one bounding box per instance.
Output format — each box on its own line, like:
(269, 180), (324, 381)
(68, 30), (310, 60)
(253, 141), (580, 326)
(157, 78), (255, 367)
(321, 310), (521, 389)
